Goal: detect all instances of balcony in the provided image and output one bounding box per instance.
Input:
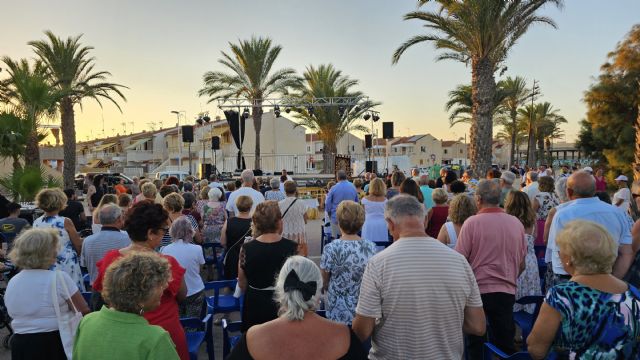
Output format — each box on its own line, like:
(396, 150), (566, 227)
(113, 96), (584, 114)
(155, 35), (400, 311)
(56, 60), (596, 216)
(126, 150), (155, 163)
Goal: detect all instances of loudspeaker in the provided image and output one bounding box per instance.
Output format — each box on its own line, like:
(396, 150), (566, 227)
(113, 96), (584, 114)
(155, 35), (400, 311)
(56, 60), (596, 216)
(253, 169), (263, 177)
(182, 126), (194, 142)
(202, 164), (213, 179)
(366, 160), (378, 174)
(364, 134), (372, 149)
(382, 122), (394, 139)
(211, 136), (220, 150)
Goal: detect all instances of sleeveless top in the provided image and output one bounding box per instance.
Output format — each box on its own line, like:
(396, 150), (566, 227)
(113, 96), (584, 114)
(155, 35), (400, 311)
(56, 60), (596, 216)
(444, 221), (457, 248)
(223, 217), (252, 280)
(426, 206), (449, 238)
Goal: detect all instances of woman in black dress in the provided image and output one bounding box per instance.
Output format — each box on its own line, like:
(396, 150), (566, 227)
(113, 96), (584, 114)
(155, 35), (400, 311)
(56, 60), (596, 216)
(229, 256), (367, 359)
(220, 195), (253, 280)
(238, 201), (298, 332)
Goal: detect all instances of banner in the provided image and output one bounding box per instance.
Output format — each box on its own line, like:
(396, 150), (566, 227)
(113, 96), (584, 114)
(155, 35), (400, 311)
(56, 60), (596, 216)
(224, 110), (246, 170)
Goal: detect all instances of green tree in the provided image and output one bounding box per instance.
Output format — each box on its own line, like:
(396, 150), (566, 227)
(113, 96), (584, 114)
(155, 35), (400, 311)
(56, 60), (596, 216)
(29, 31), (127, 189)
(198, 36), (298, 170)
(392, 0), (563, 176)
(0, 111), (30, 170)
(518, 102), (566, 166)
(444, 84), (473, 126)
(497, 76), (531, 165)
(289, 64), (375, 173)
(0, 58), (61, 167)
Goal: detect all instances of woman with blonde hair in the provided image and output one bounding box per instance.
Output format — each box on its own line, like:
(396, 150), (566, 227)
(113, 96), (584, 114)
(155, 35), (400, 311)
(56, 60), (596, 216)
(228, 256), (366, 359)
(162, 193), (201, 247)
(202, 187), (226, 244)
(73, 252), (179, 359)
(437, 194), (477, 248)
(361, 178), (389, 243)
(220, 195), (253, 280)
(504, 191), (541, 313)
(6, 229), (90, 360)
(528, 220), (640, 359)
(195, 185), (210, 215)
(91, 193), (118, 234)
(238, 201), (298, 331)
(33, 188), (85, 291)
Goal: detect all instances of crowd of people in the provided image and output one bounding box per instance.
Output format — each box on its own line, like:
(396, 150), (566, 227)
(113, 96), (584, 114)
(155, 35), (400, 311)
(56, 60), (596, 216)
(0, 163), (639, 359)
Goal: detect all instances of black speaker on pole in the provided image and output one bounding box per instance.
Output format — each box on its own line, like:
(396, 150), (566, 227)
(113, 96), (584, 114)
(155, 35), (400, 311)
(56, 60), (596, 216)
(364, 134), (372, 149)
(366, 160), (378, 174)
(382, 122), (394, 139)
(202, 164), (213, 179)
(211, 136), (220, 150)
(182, 125), (194, 142)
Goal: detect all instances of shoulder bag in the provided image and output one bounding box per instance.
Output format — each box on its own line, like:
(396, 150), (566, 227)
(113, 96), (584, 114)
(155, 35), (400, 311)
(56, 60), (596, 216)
(51, 270), (83, 359)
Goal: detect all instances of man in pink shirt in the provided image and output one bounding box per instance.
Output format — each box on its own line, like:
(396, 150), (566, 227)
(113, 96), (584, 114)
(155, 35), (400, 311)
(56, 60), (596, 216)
(456, 179), (526, 359)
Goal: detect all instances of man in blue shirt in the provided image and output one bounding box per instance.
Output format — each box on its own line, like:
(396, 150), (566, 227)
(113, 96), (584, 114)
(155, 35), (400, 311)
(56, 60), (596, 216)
(325, 170), (359, 237)
(547, 171), (633, 288)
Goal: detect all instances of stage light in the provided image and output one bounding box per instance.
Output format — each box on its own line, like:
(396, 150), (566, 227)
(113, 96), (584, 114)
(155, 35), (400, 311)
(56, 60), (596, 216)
(372, 114), (380, 122)
(307, 106), (314, 116)
(274, 105), (281, 118)
(353, 105), (361, 113)
(285, 107), (291, 114)
(196, 118), (204, 125)
(203, 115), (211, 123)
(338, 106), (345, 116)
(363, 113), (371, 121)
(242, 107), (250, 119)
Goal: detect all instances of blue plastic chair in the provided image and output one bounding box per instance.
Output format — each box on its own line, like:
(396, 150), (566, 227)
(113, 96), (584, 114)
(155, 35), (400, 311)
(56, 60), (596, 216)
(513, 295), (544, 346)
(320, 225), (333, 255)
(204, 280), (241, 315)
(180, 312), (214, 360)
(202, 243), (224, 279)
(81, 292), (92, 307)
(483, 342), (532, 359)
(316, 309), (327, 318)
(82, 273), (91, 291)
(222, 319), (243, 358)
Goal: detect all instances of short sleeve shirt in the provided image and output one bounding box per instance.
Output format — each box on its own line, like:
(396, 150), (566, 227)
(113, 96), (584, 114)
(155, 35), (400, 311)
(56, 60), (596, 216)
(356, 237), (482, 360)
(614, 187), (632, 213)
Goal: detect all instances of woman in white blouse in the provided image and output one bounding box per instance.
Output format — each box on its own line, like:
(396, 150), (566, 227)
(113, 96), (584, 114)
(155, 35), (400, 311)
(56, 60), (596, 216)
(437, 194), (477, 248)
(278, 181), (309, 256)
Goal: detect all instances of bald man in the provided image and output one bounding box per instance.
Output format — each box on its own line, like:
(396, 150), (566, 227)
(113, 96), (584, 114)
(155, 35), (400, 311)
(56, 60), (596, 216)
(547, 171), (633, 287)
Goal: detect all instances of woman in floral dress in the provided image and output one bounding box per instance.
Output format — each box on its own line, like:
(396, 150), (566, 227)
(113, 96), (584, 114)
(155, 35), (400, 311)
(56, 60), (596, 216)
(532, 176), (559, 247)
(505, 191), (542, 314)
(202, 187), (226, 243)
(320, 201), (376, 325)
(33, 188), (85, 291)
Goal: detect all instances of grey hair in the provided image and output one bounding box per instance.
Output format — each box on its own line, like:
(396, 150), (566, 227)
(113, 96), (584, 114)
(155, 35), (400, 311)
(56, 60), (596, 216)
(419, 174), (429, 185)
(337, 170), (347, 181)
(476, 179), (501, 205)
(241, 169), (254, 184)
(270, 177), (280, 189)
(274, 256), (322, 321)
(555, 177), (570, 203)
(99, 204), (122, 225)
(384, 194), (425, 221)
(527, 171), (539, 182)
(169, 216), (194, 242)
(208, 187), (222, 201)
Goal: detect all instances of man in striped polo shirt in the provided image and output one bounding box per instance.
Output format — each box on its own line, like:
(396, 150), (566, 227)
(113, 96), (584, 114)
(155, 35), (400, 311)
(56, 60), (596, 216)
(353, 194), (486, 359)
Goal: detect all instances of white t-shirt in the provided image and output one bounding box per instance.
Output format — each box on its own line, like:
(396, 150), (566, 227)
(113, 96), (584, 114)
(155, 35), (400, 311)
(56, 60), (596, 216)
(225, 186), (265, 215)
(279, 175), (293, 193)
(613, 187), (632, 213)
(6, 269), (78, 334)
(161, 240), (205, 296)
(522, 182), (540, 202)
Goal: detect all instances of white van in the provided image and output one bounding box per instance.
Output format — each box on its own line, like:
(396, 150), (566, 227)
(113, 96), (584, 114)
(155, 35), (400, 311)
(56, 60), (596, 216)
(154, 171), (191, 182)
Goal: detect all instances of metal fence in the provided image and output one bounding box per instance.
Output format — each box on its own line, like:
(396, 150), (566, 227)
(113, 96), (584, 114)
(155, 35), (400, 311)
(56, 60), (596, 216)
(218, 153), (373, 174)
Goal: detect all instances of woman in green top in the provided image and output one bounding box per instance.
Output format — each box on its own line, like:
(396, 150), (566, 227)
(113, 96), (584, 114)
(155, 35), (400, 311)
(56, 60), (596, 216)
(73, 252), (179, 360)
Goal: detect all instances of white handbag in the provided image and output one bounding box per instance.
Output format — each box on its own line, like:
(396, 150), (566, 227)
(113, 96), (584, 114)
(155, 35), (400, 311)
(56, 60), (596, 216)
(51, 270), (83, 359)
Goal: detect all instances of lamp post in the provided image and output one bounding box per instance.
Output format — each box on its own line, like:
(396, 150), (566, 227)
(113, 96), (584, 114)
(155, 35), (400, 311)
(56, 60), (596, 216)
(170, 110), (186, 171)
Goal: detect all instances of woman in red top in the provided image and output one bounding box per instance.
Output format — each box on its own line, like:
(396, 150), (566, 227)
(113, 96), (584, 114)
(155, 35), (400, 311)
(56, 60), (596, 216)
(93, 201), (189, 360)
(426, 188), (449, 238)
(594, 168), (607, 192)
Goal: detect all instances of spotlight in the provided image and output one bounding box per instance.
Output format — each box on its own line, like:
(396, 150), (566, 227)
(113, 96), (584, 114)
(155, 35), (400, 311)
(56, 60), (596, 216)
(372, 114), (380, 122)
(285, 107), (291, 114)
(274, 105), (281, 118)
(307, 106), (314, 116)
(242, 107), (250, 119)
(363, 113), (371, 121)
(203, 115), (211, 123)
(196, 118), (204, 125)
(338, 106), (345, 116)
(353, 105), (361, 113)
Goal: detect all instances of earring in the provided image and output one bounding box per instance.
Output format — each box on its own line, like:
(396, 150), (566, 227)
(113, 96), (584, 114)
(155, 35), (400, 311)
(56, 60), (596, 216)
(139, 306), (145, 315)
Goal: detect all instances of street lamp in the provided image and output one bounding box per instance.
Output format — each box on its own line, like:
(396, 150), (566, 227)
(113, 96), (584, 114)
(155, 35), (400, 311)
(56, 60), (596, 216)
(171, 110), (186, 171)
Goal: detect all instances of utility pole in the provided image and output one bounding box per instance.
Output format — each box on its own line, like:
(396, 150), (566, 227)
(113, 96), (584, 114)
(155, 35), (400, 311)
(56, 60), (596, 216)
(526, 80), (540, 168)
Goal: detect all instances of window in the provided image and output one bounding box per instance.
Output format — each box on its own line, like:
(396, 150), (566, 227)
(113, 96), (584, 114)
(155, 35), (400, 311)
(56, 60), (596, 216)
(421, 146), (426, 153)
(444, 149), (448, 154)
(307, 146), (311, 152)
(420, 159), (424, 165)
(460, 149), (463, 154)
(394, 148), (398, 153)
(351, 145), (355, 151)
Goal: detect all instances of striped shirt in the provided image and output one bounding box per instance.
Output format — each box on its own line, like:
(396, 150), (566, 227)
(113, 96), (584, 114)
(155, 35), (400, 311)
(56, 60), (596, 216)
(356, 237), (482, 360)
(80, 227), (131, 284)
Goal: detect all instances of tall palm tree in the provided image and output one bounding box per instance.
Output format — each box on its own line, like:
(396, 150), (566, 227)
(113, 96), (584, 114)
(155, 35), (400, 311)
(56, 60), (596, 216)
(496, 115), (526, 162)
(290, 64), (375, 173)
(518, 102), (566, 166)
(29, 31), (127, 188)
(497, 76), (531, 165)
(393, 0), (563, 176)
(0, 111), (31, 171)
(198, 36), (298, 170)
(0, 58), (61, 167)
(445, 83), (507, 127)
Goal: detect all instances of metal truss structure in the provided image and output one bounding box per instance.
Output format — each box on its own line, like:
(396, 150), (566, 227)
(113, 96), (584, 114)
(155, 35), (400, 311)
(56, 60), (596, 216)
(216, 96), (374, 109)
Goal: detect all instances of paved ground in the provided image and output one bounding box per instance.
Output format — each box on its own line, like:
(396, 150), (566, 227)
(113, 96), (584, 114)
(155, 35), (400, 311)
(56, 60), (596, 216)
(0, 219), (326, 360)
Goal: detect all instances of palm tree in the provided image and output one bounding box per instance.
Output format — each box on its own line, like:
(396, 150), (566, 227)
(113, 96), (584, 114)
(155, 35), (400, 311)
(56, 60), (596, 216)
(518, 102), (566, 166)
(392, 0), (563, 176)
(198, 36), (298, 170)
(29, 31), (127, 188)
(497, 76), (531, 165)
(0, 111), (30, 171)
(496, 115), (526, 162)
(445, 83), (507, 127)
(290, 64), (375, 173)
(0, 58), (61, 167)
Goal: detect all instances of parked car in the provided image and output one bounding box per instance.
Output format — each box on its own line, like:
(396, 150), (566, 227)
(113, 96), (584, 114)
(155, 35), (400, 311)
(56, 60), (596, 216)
(75, 172), (133, 194)
(154, 171), (190, 182)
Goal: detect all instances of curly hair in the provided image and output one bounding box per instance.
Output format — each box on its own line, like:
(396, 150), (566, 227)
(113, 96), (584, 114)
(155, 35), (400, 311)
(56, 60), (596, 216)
(159, 185), (176, 199)
(36, 188), (67, 212)
(538, 175), (555, 193)
(504, 191), (536, 229)
(252, 201), (281, 235)
(102, 252), (171, 314)
(124, 201), (169, 242)
(9, 228), (60, 269)
(449, 180), (467, 194)
(336, 201), (365, 235)
(141, 182), (157, 199)
(448, 194), (477, 225)
(556, 220), (617, 275)
(163, 193), (184, 213)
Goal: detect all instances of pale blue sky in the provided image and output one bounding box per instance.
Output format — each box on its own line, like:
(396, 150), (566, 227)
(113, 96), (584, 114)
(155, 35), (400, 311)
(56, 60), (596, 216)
(2, 0), (639, 142)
